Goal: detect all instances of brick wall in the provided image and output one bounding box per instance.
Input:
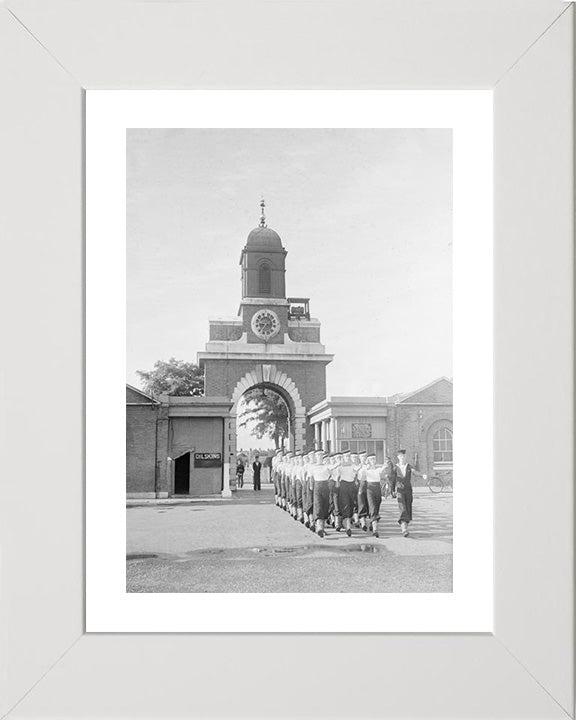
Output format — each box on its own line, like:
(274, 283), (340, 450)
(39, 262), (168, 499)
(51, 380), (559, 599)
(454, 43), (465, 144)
(204, 358), (327, 411)
(387, 404), (453, 481)
(209, 324), (243, 341)
(287, 324), (321, 342)
(126, 405), (158, 494)
(170, 417), (224, 495)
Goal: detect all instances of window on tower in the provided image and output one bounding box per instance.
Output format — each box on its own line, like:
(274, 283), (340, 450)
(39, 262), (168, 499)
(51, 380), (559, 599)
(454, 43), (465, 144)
(259, 262), (271, 295)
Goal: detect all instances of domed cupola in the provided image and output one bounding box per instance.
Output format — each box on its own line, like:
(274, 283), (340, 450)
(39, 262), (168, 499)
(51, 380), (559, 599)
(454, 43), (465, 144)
(246, 226), (283, 250)
(239, 199), (287, 299)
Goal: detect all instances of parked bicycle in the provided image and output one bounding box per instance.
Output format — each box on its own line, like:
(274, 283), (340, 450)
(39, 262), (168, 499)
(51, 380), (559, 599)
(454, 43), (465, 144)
(426, 470), (453, 493)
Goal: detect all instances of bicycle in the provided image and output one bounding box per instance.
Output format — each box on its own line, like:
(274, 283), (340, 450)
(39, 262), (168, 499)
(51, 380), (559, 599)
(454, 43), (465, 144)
(426, 470), (453, 494)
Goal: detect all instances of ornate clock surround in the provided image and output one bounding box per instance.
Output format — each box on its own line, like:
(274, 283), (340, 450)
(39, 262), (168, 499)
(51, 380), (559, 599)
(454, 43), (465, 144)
(250, 308), (281, 341)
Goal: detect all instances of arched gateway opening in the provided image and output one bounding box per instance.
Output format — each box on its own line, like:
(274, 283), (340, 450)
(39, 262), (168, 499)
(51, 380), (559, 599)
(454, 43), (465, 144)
(228, 370), (307, 493)
(235, 384), (292, 489)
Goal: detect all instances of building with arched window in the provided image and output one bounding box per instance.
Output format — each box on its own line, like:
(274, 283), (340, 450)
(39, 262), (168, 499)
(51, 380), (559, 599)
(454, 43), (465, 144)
(308, 377), (453, 481)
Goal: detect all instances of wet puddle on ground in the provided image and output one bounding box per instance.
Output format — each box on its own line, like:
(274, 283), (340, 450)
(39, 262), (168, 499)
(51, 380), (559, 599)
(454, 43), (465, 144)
(251, 544), (380, 556)
(127, 544), (381, 562)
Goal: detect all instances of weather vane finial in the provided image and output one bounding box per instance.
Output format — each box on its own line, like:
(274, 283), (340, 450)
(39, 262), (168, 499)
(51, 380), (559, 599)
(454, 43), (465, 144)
(259, 196), (267, 228)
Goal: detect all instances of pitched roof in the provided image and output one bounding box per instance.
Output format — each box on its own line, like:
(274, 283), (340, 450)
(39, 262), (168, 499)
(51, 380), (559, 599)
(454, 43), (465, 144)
(126, 384), (159, 404)
(397, 377), (453, 405)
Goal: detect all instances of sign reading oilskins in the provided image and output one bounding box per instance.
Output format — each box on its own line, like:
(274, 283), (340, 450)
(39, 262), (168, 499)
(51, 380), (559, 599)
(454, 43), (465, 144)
(194, 452), (223, 468)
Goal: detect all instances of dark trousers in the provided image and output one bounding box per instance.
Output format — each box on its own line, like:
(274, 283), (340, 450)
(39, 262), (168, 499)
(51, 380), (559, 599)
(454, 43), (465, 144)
(357, 481), (368, 518)
(313, 481), (330, 520)
(253, 474), (261, 490)
(328, 479), (340, 518)
(338, 481), (357, 519)
(397, 491), (413, 523)
(303, 483), (314, 515)
(295, 479), (303, 509)
(366, 482), (382, 521)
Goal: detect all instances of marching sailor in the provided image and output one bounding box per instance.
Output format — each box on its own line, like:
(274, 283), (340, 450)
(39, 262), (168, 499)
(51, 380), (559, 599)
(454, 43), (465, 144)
(311, 450), (332, 538)
(356, 451), (369, 531)
(293, 454), (304, 522)
(288, 454), (298, 517)
(302, 451), (316, 530)
(284, 453), (294, 514)
(391, 449), (414, 537)
(336, 450), (358, 537)
(280, 452), (291, 510)
(360, 454), (383, 537)
(328, 452), (343, 531)
(272, 449), (283, 505)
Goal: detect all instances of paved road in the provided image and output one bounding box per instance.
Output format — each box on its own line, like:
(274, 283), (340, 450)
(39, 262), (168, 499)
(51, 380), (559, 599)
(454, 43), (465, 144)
(127, 484), (452, 593)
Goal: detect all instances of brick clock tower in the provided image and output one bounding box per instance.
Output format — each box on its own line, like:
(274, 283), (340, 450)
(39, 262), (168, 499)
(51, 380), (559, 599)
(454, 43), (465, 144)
(198, 200), (333, 494)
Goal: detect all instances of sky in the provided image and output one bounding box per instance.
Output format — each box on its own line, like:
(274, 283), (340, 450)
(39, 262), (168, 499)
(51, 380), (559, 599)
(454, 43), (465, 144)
(127, 129), (452, 447)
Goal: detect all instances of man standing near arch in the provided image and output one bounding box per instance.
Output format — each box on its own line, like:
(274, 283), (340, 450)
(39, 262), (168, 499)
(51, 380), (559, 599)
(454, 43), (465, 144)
(252, 454), (262, 491)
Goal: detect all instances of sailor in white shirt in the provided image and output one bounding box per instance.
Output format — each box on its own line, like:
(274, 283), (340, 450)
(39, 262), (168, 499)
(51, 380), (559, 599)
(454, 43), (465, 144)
(293, 454), (304, 522)
(359, 454), (384, 537)
(311, 451), (333, 538)
(280, 452), (292, 510)
(284, 453), (294, 514)
(302, 451), (316, 531)
(289, 454), (299, 518)
(272, 450), (283, 506)
(328, 452), (343, 530)
(350, 452), (361, 526)
(356, 451), (369, 531)
(336, 450), (359, 537)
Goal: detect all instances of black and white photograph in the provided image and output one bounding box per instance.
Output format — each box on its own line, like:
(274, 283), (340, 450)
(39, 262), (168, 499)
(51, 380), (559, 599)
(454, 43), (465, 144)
(126, 128), (453, 594)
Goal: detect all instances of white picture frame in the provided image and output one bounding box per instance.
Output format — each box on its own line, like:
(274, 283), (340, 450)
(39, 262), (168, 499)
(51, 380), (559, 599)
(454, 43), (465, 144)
(0, 1), (573, 718)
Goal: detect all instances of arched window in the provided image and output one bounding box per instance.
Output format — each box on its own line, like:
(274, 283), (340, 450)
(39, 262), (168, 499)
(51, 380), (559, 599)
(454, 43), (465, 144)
(433, 427), (453, 463)
(259, 262), (271, 295)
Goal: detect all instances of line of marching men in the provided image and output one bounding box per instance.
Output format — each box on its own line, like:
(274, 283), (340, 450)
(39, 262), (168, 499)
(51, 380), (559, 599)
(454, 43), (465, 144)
(271, 448), (415, 539)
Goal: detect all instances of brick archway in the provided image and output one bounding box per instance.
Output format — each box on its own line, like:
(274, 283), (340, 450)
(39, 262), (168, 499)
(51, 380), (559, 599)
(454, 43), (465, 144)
(230, 365), (307, 452)
(218, 365), (311, 497)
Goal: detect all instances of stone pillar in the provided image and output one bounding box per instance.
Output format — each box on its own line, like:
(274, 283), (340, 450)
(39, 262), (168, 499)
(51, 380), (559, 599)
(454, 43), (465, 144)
(222, 415), (233, 497)
(330, 418), (337, 451)
(156, 399), (170, 498)
(314, 422), (321, 450)
(222, 462), (232, 498)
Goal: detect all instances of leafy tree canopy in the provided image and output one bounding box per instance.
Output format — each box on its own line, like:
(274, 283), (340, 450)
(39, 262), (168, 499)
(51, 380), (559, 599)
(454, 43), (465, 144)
(238, 388), (290, 449)
(136, 358), (204, 398)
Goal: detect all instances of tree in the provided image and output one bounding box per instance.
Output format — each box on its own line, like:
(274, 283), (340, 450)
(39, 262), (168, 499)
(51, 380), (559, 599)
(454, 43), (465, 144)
(238, 389), (290, 449)
(136, 358), (204, 398)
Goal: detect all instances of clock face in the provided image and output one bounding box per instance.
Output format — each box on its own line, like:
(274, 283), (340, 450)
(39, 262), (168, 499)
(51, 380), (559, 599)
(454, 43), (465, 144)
(251, 309), (280, 341)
